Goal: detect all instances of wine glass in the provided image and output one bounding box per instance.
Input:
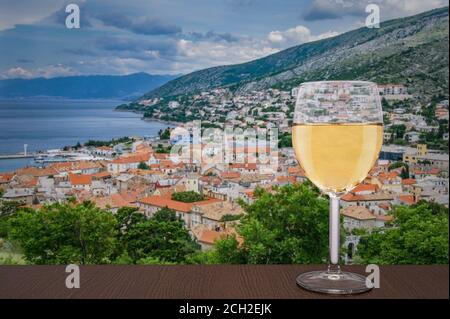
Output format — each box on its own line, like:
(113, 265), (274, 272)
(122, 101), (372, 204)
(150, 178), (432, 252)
(292, 81), (383, 294)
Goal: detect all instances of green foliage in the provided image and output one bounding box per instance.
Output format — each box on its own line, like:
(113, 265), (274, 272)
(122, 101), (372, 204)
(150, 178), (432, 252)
(278, 132), (292, 148)
(381, 97), (391, 111)
(153, 207), (180, 222)
(171, 191), (204, 203)
(388, 161), (409, 178)
(210, 183), (330, 264)
(0, 200), (23, 217)
(155, 144), (171, 153)
(158, 127), (171, 140)
(138, 162), (149, 170)
(84, 136), (132, 147)
(421, 102), (437, 124)
(388, 161), (408, 171)
(356, 201), (449, 264)
(220, 214), (243, 222)
(8, 202), (117, 264)
(114, 207), (198, 264)
(136, 256), (177, 265)
(120, 207), (199, 263)
(419, 123), (449, 152)
(388, 124), (407, 139)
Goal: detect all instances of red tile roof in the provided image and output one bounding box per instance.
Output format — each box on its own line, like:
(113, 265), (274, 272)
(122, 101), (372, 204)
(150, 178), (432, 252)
(220, 171), (241, 179)
(91, 172), (111, 179)
(398, 195), (415, 205)
(69, 174), (92, 185)
(111, 154), (150, 164)
(352, 184), (379, 193)
(139, 195), (221, 213)
(401, 178), (417, 185)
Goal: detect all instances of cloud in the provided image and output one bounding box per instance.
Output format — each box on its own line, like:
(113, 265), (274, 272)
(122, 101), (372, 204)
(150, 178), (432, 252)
(0, 0), (65, 31)
(3, 67), (34, 79)
(44, 1), (93, 28)
(96, 12), (181, 35)
(186, 31), (240, 43)
(1, 64), (77, 79)
(268, 25), (339, 47)
(174, 26), (339, 72)
(303, 0), (449, 21)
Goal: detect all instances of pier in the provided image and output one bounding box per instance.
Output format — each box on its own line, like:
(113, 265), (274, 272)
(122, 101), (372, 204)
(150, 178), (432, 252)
(0, 154), (36, 160)
(0, 144), (36, 160)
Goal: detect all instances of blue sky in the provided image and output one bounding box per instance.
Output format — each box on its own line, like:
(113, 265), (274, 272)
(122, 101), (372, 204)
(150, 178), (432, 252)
(0, 0), (448, 79)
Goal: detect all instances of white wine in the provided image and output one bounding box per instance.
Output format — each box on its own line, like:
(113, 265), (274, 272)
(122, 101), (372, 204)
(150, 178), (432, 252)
(292, 123), (383, 193)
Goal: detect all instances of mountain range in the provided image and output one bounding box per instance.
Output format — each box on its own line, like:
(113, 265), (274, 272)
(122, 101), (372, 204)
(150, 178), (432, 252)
(0, 72), (177, 100)
(139, 7), (449, 102)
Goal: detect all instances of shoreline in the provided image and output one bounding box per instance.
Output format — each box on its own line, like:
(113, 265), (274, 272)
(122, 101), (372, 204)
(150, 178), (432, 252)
(114, 107), (182, 127)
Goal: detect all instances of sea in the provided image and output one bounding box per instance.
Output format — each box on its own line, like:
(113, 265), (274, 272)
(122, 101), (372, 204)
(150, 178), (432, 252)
(0, 98), (170, 172)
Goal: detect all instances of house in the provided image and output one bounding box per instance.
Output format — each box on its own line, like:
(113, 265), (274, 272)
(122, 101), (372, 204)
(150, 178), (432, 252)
(114, 174), (135, 192)
(107, 153), (150, 174)
(191, 226), (225, 250)
(435, 106), (449, 121)
(396, 194), (416, 206)
(341, 206), (376, 231)
(49, 161), (103, 175)
(229, 163), (258, 173)
(403, 145), (449, 170)
(404, 131), (421, 143)
(153, 184), (187, 197)
(376, 171), (402, 193)
(68, 174), (92, 191)
(191, 224), (242, 251)
(239, 189), (255, 204)
(177, 174), (200, 193)
(2, 188), (35, 205)
(94, 146), (115, 157)
(351, 184), (379, 195)
(191, 200), (244, 229)
(93, 192), (137, 213)
(137, 195), (220, 228)
(341, 193), (394, 210)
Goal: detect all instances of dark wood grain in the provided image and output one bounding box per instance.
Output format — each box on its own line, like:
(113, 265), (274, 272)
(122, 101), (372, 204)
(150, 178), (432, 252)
(0, 265), (448, 299)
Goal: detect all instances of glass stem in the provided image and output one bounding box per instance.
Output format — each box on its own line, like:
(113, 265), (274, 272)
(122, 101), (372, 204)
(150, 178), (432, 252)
(328, 193), (341, 273)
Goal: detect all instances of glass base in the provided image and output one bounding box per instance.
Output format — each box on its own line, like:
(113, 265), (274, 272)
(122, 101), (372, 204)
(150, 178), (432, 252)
(296, 270), (372, 295)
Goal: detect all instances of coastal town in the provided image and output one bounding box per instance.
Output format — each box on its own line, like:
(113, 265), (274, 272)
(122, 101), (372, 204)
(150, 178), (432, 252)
(0, 84), (448, 263)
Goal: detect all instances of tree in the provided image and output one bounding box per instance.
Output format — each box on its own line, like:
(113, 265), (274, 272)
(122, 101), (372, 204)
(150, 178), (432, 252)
(0, 201), (26, 238)
(171, 191), (204, 203)
(115, 207), (146, 238)
(389, 124), (407, 139)
(388, 161), (408, 171)
(400, 165), (410, 179)
(208, 183), (330, 264)
(355, 201), (448, 264)
(138, 162), (149, 170)
(8, 202), (117, 264)
(153, 207), (179, 222)
(278, 132), (292, 148)
(159, 127), (171, 140)
(388, 162), (409, 179)
(0, 200), (23, 217)
(123, 208), (199, 263)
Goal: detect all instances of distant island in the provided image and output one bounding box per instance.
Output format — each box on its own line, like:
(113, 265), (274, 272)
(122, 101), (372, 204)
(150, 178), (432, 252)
(0, 72), (178, 100)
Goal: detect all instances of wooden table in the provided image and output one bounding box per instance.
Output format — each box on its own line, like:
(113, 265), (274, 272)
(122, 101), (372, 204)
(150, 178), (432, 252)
(0, 265), (448, 299)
